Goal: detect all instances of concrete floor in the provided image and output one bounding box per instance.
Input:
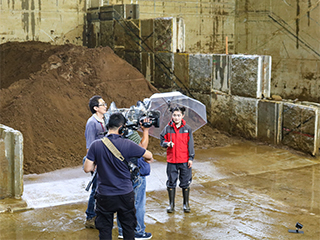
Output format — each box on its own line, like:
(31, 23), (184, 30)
(0, 141), (319, 240)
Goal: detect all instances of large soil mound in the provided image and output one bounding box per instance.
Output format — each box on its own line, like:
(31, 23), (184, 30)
(0, 41), (239, 174)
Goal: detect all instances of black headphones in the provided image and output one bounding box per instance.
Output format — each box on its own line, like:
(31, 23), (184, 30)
(118, 116), (128, 135)
(118, 125), (125, 134)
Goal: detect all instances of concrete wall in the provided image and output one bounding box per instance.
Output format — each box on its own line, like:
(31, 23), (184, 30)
(282, 102), (319, 155)
(132, 49), (319, 155)
(0, 125), (24, 199)
(0, 0), (86, 45)
(91, 2), (319, 155)
(209, 92), (259, 140)
(208, 91), (320, 156)
(103, 0), (236, 54)
(98, 0), (319, 103)
(235, 0), (320, 103)
(231, 55), (271, 99)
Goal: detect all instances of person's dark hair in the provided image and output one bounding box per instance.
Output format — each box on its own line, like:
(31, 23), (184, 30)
(108, 113), (127, 130)
(89, 95), (102, 114)
(170, 106), (186, 114)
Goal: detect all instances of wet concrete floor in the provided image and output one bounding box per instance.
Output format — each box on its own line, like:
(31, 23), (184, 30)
(0, 141), (319, 239)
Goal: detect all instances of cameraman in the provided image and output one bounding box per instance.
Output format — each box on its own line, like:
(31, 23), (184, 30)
(118, 118), (153, 240)
(84, 113), (153, 240)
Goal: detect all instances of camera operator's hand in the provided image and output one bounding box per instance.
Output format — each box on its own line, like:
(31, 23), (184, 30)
(140, 118), (152, 130)
(144, 157), (154, 163)
(90, 165), (97, 174)
(140, 118), (151, 132)
(139, 118), (151, 150)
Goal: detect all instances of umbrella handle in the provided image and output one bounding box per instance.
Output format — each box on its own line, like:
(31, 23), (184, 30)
(169, 132), (174, 148)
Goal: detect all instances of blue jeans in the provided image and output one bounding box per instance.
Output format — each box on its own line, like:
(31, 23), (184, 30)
(118, 175), (146, 235)
(83, 156), (97, 220)
(86, 175), (97, 220)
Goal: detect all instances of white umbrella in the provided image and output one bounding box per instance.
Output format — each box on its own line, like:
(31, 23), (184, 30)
(146, 91), (207, 139)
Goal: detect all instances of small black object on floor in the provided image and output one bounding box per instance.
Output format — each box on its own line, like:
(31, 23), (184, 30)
(288, 222), (304, 234)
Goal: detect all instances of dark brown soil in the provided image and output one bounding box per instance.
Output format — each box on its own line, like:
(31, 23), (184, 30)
(0, 41), (240, 174)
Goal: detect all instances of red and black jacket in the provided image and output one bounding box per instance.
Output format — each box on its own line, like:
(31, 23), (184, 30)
(160, 119), (195, 163)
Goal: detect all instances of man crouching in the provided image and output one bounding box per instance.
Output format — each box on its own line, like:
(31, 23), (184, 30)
(84, 113), (153, 240)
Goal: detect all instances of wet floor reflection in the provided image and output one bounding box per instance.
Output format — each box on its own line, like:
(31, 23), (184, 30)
(0, 141), (319, 239)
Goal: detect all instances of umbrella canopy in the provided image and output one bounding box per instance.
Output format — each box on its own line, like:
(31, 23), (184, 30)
(146, 91), (207, 139)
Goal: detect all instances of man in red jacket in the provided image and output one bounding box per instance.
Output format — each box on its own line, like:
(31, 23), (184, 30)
(160, 106), (195, 213)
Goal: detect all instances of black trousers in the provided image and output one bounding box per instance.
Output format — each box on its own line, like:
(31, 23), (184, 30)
(166, 162), (192, 189)
(95, 191), (136, 240)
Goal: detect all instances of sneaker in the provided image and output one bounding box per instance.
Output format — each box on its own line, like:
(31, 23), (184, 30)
(85, 216), (96, 229)
(135, 232), (152, 239)
(118, 234), (123, 239)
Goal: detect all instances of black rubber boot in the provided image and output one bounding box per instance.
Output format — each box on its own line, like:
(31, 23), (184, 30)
(183, 188), (191, 213)
(167, 187), (175, 213)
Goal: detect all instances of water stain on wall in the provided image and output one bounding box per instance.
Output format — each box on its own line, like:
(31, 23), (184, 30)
(308, 0), (311, 26)
(21, 0), (40, 40)
(7, 0), (15, 9)
(296, 0), (300, 49)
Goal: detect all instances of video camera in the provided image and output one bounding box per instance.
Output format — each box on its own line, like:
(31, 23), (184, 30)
(103, 99), (160, 138)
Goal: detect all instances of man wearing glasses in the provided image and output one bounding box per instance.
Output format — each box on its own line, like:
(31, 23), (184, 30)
(84, 95), (108, 228)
